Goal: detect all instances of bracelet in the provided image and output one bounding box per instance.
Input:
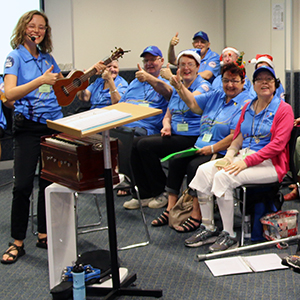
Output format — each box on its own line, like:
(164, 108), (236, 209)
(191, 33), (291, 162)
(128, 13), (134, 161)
(109, 88), (117, 94)
(211, 144), (214, 154)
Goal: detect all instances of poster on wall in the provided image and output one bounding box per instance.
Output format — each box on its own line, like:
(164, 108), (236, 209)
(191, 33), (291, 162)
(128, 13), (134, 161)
(273, 3), (284, 30)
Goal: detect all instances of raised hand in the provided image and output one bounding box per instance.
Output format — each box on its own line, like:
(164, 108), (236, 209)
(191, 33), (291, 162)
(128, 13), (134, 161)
(102, 68), (112, 81)
(169, 68), (182, 90)
(94, 61), (106, 75)
(170, 32), (179, 46)
(42, 65), (58, 85)
(160, 63), (173, 80)
(135, 63), (149, 82)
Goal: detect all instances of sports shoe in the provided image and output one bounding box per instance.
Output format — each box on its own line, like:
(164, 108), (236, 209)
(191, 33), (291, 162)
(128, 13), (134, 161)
(123, 197), (153, 210)
(208, 231), (239, 252)
(148, 192), (168, 209)
(184, 225), (219, 248)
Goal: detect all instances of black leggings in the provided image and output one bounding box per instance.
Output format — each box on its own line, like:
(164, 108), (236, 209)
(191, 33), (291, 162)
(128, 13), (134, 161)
(131, 134), (198, 199)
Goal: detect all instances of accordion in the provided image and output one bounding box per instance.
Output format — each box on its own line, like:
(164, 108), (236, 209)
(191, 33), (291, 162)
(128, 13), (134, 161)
(41, 133), (119, 191)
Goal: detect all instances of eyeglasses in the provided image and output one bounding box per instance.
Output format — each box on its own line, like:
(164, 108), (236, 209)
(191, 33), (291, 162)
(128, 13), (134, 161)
(142, 57), (161, 64)
(254, 77), (275, 84)
(178, 63), (196, 68)
(222, 78), (242, 84)
(27, 23), (47, 31)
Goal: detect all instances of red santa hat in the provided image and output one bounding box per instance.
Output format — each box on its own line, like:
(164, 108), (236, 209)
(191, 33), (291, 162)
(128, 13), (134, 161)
(220, 47), (240, 66)
(249, 54), (275, 69)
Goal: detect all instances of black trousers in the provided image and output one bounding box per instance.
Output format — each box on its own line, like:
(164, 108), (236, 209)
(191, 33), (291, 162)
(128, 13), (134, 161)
(11, 115), (56, 240)
(131, 134), (198, 199)
(166, 153), (224, 196)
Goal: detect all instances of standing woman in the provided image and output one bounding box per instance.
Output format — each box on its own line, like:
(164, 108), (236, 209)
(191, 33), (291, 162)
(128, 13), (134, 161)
(1, 10), (65, 264)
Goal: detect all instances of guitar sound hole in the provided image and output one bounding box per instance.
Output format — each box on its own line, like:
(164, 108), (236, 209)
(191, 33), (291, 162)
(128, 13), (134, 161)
(73, 78), (82, 88)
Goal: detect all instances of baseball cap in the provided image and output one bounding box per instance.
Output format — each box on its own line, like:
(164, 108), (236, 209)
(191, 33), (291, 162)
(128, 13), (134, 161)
(140, 46), (163, 57)
(253, 66), (276, 80)
(177, 49), (201, 65)
(193, 31), (209, 42)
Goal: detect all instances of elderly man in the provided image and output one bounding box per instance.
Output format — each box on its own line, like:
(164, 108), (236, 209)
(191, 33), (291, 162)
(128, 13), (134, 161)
(212, 47), (252, 91)
(167, 31), (220, 83)
(119, 45), (170, 136)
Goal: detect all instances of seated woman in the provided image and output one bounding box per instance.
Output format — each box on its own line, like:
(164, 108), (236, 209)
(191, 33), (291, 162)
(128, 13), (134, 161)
(123, 49), (211, 210)
(77, 60), (128, 108)
(187, 66), (294, 251)
(152, 60), (252, 234)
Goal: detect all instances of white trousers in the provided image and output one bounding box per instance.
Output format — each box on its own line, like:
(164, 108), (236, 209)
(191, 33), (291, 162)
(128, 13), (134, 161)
(189, 149), (278, 234)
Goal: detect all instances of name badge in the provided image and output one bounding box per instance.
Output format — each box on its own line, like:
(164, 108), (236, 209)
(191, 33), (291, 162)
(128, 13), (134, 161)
(39, 84), (51, 93)
(177, 123), (188, 132)
(202, 133), (212, 142)
(139, 102), (149, 107)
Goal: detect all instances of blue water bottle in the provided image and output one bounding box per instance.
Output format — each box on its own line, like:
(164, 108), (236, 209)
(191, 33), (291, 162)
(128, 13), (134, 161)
(72, 263), (86, 300)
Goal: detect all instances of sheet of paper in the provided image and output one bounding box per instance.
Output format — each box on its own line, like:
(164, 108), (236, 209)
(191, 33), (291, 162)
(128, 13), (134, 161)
(205, 256), (252, 277)
(243, 253), (288, 272)
(52, 108), (132, 131)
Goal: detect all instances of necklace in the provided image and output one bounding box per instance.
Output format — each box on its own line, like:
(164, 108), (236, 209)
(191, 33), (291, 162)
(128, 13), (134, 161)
(250, 100), (271, 145)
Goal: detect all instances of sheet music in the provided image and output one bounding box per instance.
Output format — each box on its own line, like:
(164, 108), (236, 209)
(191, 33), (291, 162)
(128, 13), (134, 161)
(52, 109), (132, 131)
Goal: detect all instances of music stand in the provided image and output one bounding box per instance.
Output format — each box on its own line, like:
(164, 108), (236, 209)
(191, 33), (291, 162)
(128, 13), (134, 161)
(47, 103), (163, 299)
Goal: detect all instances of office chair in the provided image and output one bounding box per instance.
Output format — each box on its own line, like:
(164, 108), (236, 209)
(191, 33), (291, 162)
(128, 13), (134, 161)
(236, 126), (299, 246)
(110, 126), (151, 250)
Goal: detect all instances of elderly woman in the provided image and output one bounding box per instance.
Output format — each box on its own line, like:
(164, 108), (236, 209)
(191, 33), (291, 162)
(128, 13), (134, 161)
(123, 49), (211, 210)
(187, 66), (294, 251)
(152, 61), (251, 234)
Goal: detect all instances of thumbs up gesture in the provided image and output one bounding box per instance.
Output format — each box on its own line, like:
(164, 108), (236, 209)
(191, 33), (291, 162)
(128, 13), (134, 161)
(170, 32), (179, 46)
(42, 65), (58, 85)
(169, 68), (183, 91)
(160, 63), (173, 80)
(135, 63), (149, 82)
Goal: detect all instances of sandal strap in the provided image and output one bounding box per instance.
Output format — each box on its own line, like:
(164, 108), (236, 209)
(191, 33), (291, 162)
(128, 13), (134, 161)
(152, 210), (169, 226)
(4, 242), (24, 259)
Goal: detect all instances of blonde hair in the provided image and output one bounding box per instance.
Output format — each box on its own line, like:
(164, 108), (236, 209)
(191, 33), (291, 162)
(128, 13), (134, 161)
(10, 10), (53, 53)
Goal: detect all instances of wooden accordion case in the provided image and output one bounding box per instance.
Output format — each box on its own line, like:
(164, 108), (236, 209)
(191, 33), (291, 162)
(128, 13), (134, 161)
(40, 133), (119, 191)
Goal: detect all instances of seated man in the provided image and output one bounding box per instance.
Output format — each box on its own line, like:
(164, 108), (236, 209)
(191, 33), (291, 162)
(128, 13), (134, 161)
(212, 47), (252, 91)
(167, 31), (220, 83)
(249, 54), (285, 101)
(77, 60), (128, 108)
(119, 46), (170, 136)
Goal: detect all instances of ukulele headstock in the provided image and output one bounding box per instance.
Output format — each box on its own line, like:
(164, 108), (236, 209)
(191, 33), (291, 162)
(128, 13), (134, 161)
(110, 47), (131, 60)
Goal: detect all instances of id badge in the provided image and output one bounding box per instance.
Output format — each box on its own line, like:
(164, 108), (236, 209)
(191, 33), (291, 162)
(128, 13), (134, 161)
(177, 123), (188, 132)
(202, 133), (212, 142)
(139, 102), (149, 107)
(39, 84), (51, 93)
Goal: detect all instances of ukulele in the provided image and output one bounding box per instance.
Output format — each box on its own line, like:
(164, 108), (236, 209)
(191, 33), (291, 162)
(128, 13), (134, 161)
(53, 48), (129, 107)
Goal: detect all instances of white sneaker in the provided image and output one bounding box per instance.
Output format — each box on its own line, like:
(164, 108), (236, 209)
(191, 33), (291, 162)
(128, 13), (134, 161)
(123, 197), (153, 210)
(148, 192), (168, 209)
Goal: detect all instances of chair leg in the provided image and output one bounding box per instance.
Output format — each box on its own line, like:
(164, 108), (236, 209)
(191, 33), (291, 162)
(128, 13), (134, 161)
(118, 185), (151, 251)
(240, 186), (247, 247)
(75, 193), (108, 235)
(30, 190), (38, 236)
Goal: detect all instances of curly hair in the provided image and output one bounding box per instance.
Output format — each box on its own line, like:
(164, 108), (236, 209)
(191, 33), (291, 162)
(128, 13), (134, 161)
(221, 62), (246, 80)
(10, 10), (53, 53)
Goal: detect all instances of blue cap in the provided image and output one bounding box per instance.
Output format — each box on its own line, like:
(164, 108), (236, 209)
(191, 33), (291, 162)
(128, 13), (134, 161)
(140, 46), (163, 57)
(253, 66), (276, 80)
(193, 31), (209, 42)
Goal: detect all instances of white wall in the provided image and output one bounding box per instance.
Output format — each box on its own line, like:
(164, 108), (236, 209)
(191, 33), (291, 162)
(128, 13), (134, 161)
(45, 0), (225, 70)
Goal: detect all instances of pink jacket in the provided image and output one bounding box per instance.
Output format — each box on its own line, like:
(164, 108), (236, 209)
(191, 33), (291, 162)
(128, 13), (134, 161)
(233, 100), (294, 182)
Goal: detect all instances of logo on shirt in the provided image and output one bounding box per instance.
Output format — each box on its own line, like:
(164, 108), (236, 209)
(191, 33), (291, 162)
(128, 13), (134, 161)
(5, 56), (14, 68)
(201, 84), (210, 92)
(208, 61), (216, 68)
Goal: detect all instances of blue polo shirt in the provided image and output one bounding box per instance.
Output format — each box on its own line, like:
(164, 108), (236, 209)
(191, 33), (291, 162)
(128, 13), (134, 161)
(194, 89), (252, 154)
(199, 48), (220, 84)
(240, 96), (281, 151)
(4, 45), (62, 124)
(169, 75), (211, 136)
(87, 75), (128, 108)
(119, 76), (169, 135)
(212, 74), (252, 92)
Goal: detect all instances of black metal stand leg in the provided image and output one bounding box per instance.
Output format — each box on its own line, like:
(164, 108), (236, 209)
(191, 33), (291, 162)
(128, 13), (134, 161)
(87, 130), (162, 299)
